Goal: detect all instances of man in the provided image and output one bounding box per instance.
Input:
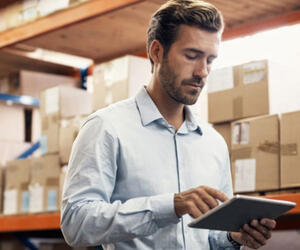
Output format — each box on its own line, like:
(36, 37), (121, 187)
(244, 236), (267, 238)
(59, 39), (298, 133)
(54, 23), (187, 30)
(61, 0), (276, 249)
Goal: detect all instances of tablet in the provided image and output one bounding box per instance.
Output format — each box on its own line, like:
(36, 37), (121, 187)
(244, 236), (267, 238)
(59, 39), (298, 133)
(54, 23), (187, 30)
(188, 195), (296, 232)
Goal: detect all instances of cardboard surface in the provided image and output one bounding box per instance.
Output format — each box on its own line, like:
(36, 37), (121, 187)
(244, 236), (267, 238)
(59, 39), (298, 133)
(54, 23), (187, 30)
(0, 103), (25, 143)
(231, 115), (280, 193)
(280, 111), (300, 188)
(0, 141), (31, 166)
(40, 86), (92, 119)
(40, 114), (60, 154)
(92, 55), (152, 111)
(4, 159), (31, 214)
(213, 122), (231, 152)
(0, 239), (26, 250)
(59, 117), (85, 164)
(208, 60), (300, 123)
(29, 154), (60, 212)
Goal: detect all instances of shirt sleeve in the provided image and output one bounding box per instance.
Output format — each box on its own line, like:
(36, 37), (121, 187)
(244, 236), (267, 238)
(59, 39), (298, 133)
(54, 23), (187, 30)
(60, 115), (180, 247)
(208, 144), (242, 250)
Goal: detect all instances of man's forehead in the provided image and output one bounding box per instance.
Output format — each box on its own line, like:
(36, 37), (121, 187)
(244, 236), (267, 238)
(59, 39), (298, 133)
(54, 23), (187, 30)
(174, 24), (221, 48)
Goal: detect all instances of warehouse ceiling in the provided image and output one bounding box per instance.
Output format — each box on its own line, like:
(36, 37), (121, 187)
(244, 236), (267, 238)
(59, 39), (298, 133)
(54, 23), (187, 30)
(1, 0), (300, 67)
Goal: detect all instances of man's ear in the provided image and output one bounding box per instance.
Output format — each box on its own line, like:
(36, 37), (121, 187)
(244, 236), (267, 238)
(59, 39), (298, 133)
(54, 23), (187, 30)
(149, 40), (164, 66)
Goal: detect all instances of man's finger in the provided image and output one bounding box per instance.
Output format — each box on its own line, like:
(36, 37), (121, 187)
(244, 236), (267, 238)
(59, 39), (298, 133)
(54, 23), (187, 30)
(186, 201), (202, 218)
(189, 192), (211, 214)
(250, 220), (271, 239)
(203, 186), (229, 202)
(243, 224), (267, 246)
(241, 229), (262, 249)
(260, 218), (276, 230)
(194, 188), (219, 209)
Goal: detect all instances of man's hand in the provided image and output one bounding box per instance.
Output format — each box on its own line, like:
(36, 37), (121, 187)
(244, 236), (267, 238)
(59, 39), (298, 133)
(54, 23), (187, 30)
(174, 186), (228, 218)
(230, 218), (276, 249)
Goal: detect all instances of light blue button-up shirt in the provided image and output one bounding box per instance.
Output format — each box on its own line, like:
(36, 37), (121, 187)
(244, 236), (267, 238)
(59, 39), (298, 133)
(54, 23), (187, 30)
(61, 87), (237, 250)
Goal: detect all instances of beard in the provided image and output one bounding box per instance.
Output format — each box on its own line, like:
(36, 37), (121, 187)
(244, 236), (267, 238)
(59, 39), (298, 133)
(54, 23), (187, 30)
(158, 56), (203, 105)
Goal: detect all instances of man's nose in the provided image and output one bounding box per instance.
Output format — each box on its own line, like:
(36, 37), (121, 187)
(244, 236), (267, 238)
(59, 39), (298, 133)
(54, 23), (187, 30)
(193, 59), (208, 79)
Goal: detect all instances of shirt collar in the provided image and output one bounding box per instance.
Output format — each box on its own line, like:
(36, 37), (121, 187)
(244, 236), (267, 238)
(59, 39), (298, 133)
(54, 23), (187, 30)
(135, 87), (202, 135)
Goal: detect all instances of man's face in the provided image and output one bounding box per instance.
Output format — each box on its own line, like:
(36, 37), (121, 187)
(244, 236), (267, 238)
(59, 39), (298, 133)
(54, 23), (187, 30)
(158, 25), (221, 105)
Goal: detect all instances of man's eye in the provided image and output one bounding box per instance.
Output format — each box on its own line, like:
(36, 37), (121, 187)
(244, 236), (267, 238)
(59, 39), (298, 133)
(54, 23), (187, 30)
(185, 54), (197, 60)
(207, 58), (215, 65)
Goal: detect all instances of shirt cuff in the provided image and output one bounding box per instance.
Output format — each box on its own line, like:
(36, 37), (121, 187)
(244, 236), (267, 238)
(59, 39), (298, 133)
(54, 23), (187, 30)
(150, 193), (180, 225)
(219, 231), (242, 249)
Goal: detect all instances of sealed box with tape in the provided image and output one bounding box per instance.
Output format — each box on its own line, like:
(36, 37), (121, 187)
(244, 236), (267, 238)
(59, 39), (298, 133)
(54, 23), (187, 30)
(92, 55), (152, 111)
(280, 111), (300, 188)
(231, 114), (280, 193)
(3, 159), (31, 215)
(208, 60), (300, 123)
(29, 154), (60, 213)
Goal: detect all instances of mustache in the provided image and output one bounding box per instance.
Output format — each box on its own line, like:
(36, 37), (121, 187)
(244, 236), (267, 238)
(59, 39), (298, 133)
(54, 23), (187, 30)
(182, 77), (204, 86)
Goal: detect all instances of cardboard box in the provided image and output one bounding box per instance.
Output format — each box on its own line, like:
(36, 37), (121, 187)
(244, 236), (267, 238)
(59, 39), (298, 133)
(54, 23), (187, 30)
(40, 86), (92, 154)
(280, 111), (300, 188)
(0, 141), (31, 166)
(0, 103), (25, 143)
(208, 60), (300, 123)
(3, 159), (31, 215)
(5, 2), (23, 30)
(29, 154), (60, 213)
(92, 55), (152, 111)
(59, 117), (85, 164)
(40, 86), (92, 119)
(213, 122), (231, 152)
(231, 115), (279, 193)
(0, 238), (26, 250)
(40, 114), (60, 154)
(0, 70), (78, 98)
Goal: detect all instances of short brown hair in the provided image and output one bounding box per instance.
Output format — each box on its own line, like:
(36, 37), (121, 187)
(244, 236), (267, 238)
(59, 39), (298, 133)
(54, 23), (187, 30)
(147, 0), (224, 71)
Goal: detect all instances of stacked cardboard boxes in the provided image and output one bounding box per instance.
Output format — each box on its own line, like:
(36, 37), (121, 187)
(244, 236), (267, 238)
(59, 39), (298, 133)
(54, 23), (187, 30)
(92, 55), (152, 111)
(280, 111), (300, 188)
(3, 159), (31, 215)
(208, 59), (300, 193)
(40, 85), (92, 156)
(0, 0), (93, 32)
(0, 70), (78, 99)
(29, 155), (60, 213)
(208, 60), (300, 123)
(231, 115), (280, 193)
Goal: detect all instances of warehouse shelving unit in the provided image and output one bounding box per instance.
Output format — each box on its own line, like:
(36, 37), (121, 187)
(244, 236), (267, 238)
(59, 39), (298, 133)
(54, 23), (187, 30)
(1, 0), (300, 245)
(0, 192), (299, 233)
(0, 93), (39, 107)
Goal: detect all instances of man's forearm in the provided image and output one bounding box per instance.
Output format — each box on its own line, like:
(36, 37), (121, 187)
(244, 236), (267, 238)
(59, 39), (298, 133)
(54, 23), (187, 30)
(61, 193), (179, 247)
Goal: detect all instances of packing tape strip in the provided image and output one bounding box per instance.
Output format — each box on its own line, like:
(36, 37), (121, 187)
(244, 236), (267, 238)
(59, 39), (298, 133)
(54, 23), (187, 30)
(258, 141), (280, 154)
(46, 177), (59, 186)
(281, 143), (298, 156)
(233, 96), (243, 119)
(231, 147), (252, 161)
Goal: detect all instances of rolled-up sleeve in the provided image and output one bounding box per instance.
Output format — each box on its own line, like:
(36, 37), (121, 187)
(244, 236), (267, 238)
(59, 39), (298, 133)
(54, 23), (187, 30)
(60, 115), (179, 247)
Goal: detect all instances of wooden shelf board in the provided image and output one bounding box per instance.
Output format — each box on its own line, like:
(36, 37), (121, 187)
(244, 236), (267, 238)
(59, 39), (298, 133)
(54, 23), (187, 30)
(0, 0), (299, 65)
(266, 192), (300, 215)
(0, 0), (144, 49)
(0, 213), (60, 233)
